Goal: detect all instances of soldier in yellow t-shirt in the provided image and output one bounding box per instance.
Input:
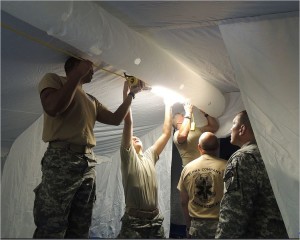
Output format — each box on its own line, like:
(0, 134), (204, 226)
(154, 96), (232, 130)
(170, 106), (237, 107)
(171, 102), (219, 234)
(177, 132), (227, 238)
(33, 57), (141, 239)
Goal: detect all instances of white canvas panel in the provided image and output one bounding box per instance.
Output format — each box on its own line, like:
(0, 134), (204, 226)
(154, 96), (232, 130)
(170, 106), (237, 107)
(1, 116), (47, 238)
(220, 12), (299, 238)
(215, 92), (245, 138)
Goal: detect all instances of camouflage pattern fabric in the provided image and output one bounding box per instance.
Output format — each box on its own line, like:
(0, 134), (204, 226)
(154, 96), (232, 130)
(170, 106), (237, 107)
(33, 147), (97, 238)
(215, 143), (288, 239)
(189, 218), (218, 238)
(117, 212), (165, 239)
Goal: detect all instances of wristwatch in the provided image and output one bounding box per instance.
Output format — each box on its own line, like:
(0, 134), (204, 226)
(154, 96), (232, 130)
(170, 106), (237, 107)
(128, 92), (135, 99)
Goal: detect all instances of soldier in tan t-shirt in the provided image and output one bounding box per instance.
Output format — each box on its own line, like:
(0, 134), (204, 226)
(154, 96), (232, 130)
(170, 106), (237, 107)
(117, 82), (173, 239)
(173, 102), (219, 167)
(177, 132), (227, 238)
(171, 102), (219, 232)
(33, 57), (141, 239)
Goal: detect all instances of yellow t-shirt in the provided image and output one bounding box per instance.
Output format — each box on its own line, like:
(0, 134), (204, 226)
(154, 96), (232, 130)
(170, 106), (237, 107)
(38, 73), (107, 147)
(177, 154), (227, 219)
(120, 141), (159, 210)
(173, 128), (202, 167)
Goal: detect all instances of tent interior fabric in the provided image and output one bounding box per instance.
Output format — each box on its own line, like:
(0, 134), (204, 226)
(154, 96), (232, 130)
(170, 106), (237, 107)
(1, 1), (299, 238)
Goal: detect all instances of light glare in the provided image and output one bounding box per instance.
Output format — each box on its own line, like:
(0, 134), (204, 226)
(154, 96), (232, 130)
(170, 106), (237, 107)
(134, 58), (141, 65)
(151, 86), (185, 104)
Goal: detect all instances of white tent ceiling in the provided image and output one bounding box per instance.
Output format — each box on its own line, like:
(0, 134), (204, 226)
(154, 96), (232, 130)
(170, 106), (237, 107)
(1, 1), (299, 238)
(2, 1), (298, 157)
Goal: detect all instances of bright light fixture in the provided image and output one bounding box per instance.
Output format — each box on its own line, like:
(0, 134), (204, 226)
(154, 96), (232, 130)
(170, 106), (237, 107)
(151, 86), (185, 104)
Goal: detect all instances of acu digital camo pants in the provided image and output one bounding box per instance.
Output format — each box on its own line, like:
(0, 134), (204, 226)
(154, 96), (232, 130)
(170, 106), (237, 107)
(117, 212), (165, 239)
(189, 218), (219, 239)
(33, 147), (97, 238)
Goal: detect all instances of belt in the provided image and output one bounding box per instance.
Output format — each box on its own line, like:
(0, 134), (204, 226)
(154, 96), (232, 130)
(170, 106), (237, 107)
(126, 208), (159, 220)
(49, 141), (93, 154)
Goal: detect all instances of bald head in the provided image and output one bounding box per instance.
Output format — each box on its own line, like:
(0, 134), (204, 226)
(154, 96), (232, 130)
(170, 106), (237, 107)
(198, 132), (219, 155)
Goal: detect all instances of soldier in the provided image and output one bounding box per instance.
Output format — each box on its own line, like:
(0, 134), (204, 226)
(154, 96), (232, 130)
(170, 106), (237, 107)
(34, 57), (141, 238)
(215, 110), (288, 238)
(118, 82), (173, 238)
(173, 102), (219, 167)
(171, 102), (219, 236)
(177, 132), (227, 238)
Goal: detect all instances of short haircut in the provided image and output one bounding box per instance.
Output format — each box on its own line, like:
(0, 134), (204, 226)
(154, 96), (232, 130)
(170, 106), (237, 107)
(199, 133), (219, 152)
(64, 57), (81, 74)
(238, 110), (252, 129)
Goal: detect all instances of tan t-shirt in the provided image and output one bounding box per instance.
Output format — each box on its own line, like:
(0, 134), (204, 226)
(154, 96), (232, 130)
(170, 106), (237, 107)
(173, 128), (202, 167)
(177, 154), (227, 219)
(38, 73), (107, 147)
(120, 142), (159, 210)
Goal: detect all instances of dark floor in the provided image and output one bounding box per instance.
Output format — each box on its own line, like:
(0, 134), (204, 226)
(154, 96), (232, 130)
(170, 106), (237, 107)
(169, 223), (186, 239)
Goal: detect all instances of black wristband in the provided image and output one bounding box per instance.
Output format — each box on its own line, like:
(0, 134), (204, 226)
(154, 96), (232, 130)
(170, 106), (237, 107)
(184, 116), (191, 119)
(205, 113), (209, 117)
(128, 92), (135, 99)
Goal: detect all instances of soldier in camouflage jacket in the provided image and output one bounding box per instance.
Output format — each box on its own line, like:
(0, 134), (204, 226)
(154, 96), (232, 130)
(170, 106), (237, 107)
(215, 111), (288, 239)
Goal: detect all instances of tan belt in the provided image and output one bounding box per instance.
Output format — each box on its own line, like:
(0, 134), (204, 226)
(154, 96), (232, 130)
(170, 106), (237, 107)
(126, 208), (159, 220)
(49, 141), (93, 154)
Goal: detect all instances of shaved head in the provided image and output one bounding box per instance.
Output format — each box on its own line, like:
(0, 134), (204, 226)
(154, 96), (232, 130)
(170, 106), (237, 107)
(199, 132), (219, 153)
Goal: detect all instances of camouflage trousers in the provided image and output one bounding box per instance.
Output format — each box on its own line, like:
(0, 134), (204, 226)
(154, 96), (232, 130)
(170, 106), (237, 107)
(189, 218), (218, 239)
(33, 147), (97, 239)
(117, 212), (165, 239)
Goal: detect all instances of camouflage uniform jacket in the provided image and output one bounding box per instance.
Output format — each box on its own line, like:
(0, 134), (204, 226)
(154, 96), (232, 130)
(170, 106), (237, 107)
(215, 142), (288, 239)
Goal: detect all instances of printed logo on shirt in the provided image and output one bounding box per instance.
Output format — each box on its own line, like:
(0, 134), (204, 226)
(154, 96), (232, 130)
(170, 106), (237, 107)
(194, 172), (216, 204)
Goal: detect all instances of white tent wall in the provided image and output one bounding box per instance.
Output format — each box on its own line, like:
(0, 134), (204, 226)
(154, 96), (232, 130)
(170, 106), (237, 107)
(219, 12), (299, 238)
(1, 116), (172, 238)
(1, 116), (47, 238)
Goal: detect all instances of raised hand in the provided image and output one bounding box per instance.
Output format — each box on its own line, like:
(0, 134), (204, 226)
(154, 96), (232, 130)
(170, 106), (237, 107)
(184, 101), (193, 116)
(129, 83), (142, 95)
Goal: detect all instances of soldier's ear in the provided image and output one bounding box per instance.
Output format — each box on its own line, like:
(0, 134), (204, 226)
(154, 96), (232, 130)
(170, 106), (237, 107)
(198, 144), (206, 155)
(239, 124), (246, 135)
(197, 144), (202, 152)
